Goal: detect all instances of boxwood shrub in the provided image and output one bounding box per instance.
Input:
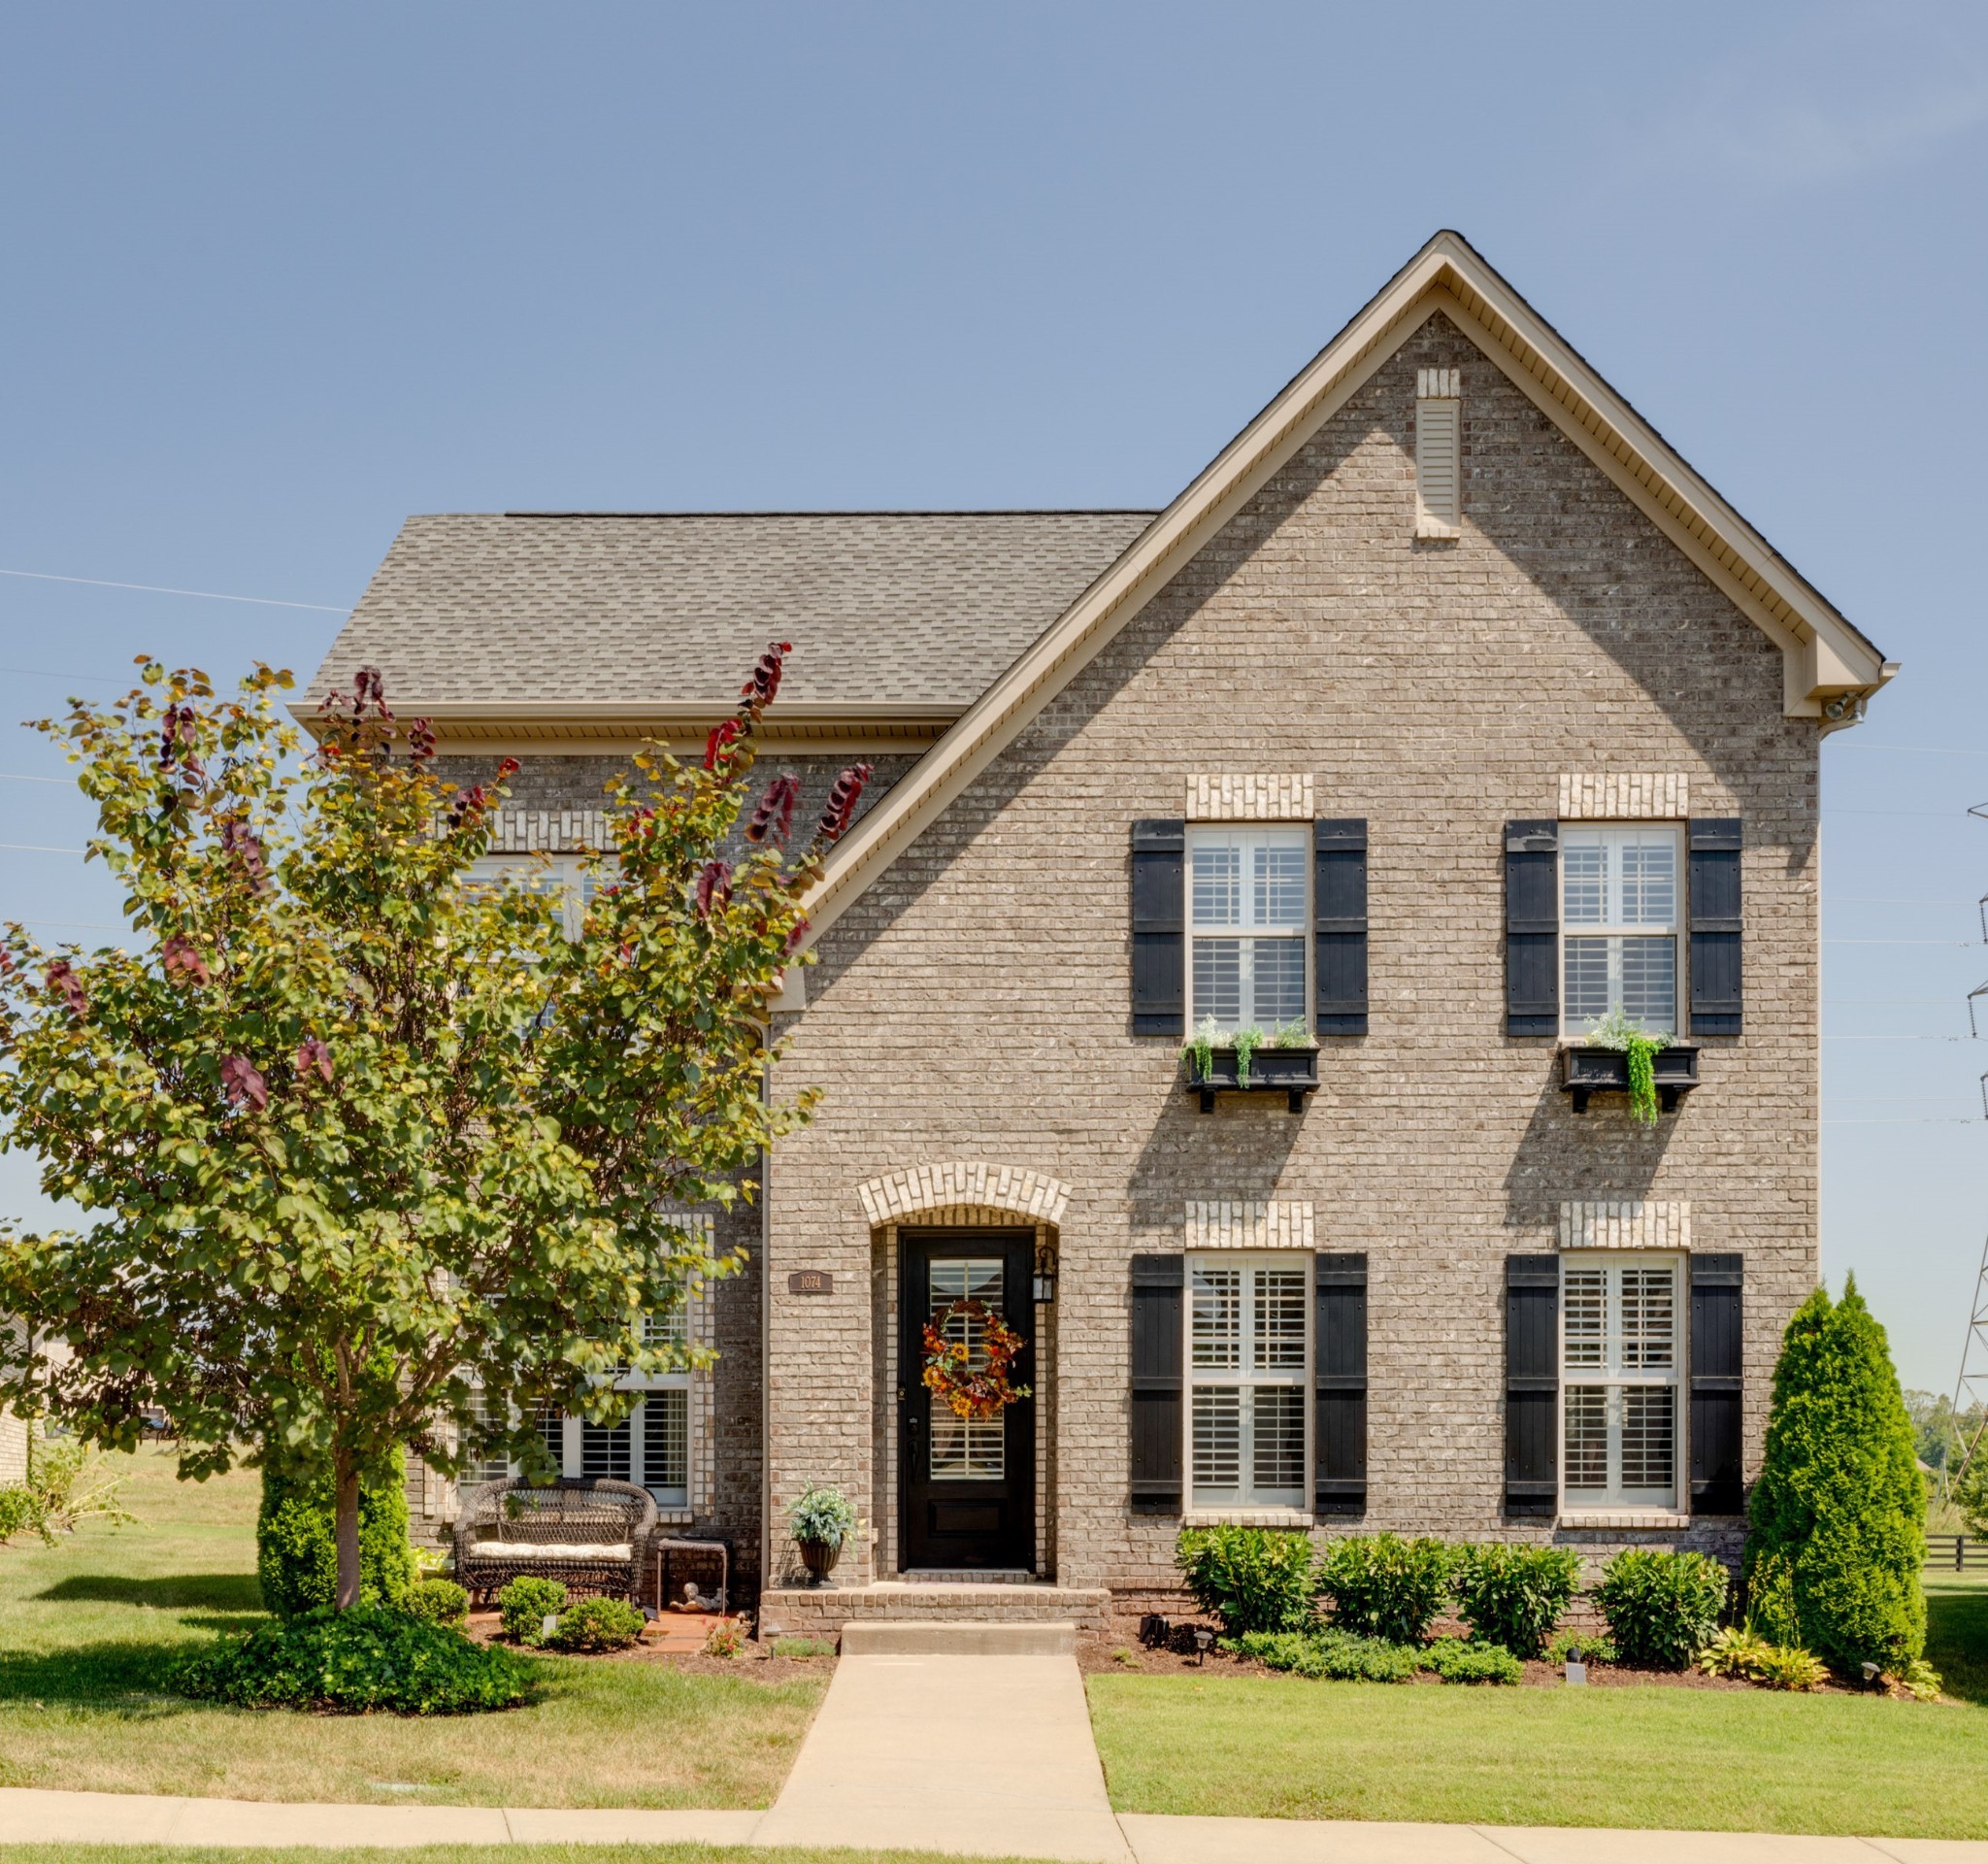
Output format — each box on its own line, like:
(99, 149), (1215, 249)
(1449, 1544), (1580, 1658)
(404, 1577), (471, 1628)
(176, 1605), (534, 1714)
(1315, 1534), (1455, 1645)
(1421, 1637), (1523, 1685)
(1593, 1548), (1729, 1669)
(497, 1576), (569, 1646)
(547, 1595), (646, 1652)
(1175, 1526), (1316, 1637)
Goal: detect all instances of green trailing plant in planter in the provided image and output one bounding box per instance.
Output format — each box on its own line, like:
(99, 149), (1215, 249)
(1274, 1018), (1314, 1049)
(786, 1481), (859, 1582)
(1585, 1007), (1669, 1126)
(1184, 1015), (1219, 1082)
(1232, 1024), (1267, 1087)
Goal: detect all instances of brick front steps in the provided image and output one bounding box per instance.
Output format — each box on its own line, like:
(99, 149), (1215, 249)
(759, 1580), (1110, 1639)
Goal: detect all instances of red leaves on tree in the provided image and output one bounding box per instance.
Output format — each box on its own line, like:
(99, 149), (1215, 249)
(740, 641), (792, 715)
(44, 960), (86, 1017)
(352, 666), (389, 719)
(220, 1054), (268, 1111)
(497, 757), (520, 780)
(693, 860), (733, 919)
(704, 718), (742, 770)
(407, 717), (438, 761)
(447, 784), (489, 830)
(161, 935), (211, 988)
(782, 918), (809, 958)
(219, 818), (271, 893)
(815, 763), (874, 844)
(744, 774), (800, 846)
(295, 1036), (333, 1085)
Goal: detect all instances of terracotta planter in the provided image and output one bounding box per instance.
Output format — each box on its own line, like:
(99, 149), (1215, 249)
(796, 1537), (842, 1585)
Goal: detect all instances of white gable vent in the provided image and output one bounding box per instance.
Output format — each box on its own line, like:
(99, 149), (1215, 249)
(1414, 367), (1461, 539)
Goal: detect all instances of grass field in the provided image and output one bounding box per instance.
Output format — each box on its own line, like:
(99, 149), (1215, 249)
(1088, 1578), (1988, 1840)
(0, 1448), (823, 1808)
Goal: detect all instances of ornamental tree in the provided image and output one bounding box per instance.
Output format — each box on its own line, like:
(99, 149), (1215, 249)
(0, 648), (866, 1607)
(1744, 1278), (1925, 1672)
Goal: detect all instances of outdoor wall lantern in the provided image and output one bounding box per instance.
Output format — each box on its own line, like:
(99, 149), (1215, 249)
(1033, 1240), (1056, 1305)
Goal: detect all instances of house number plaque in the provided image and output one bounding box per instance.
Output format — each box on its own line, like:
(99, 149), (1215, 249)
(787, 1270), (834, 1295)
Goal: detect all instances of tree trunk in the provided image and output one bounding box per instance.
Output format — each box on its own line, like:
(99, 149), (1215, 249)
(333, 1448), (362, 1611)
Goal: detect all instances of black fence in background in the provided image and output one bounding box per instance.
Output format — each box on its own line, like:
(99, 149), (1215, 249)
(1926, 1534), (1988, 1570)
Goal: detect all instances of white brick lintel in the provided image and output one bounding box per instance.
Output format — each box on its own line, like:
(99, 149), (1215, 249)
(857, 1162), (1072, 1229)
(1558, 1200), (1692, 1250)
(1183, 1200), (1316, 1248)
(1557, 775), (1690, 820)
(1185, 775), (1315, 821)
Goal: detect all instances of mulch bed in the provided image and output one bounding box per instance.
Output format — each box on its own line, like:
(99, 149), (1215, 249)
(1080, 1630), (1825, 1692)
(458, 1608), (836, 1681)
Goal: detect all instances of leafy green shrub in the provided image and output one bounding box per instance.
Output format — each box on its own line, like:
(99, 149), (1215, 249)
(0, 1441), (134, 1547)
(1237, 1628), (1416, 1682)
(403, 1578), (470, 1627)
(256, 1450), (415, 1616)
(705, 1615), (746, 1658)
(1593, 1548), (1729, 1670)
(1545, 1630), (1617, 1666)
(497, 1576), (569, 1645)
(1421, 1638), (1523, 1684)
(1314, 1534), (1455, 1646)
(1175, 1527), (1317, 1637)
(0, 1484), (39, 1545)
(1449, 1544), (1580, 1658)
(1744, 1281), (1926, 1675)
(1900, 1658), (1942, 1702)
(1696, 1624), (1773, 1679)
(546, 1596), (646, 1652)
(176, 1605), (534, 1714)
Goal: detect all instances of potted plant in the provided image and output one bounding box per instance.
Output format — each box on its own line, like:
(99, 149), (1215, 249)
(1181, 1016), (1320, 1112)
(1561, 1008), (1700, 1119)
(785, 1482), (858, 1586)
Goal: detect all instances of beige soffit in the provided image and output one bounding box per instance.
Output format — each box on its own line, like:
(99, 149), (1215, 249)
(800, 230), (1894, 947)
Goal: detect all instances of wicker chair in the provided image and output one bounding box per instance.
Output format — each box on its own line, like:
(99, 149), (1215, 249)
(454, 1477), (658, 1604)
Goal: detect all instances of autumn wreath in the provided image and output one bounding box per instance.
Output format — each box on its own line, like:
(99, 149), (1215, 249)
(921, 1299), (1032, 1421)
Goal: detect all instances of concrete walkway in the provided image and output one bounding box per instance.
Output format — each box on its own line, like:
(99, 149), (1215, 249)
(4, 1783), (1988, 1859)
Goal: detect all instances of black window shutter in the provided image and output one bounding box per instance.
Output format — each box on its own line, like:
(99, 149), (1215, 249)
(1506, 820), (1559, 1037)
(1690, 1253), (1744, 1514)
(1131, 819), (1186, 1037)
(1315, 1252), (1368, 1514)
(1689, 818), (1743, 1036)
(1314, 819), (1369, 1036)
(1130, 1254), (1183, 1512)
(1505, 1254), (1558, 1516)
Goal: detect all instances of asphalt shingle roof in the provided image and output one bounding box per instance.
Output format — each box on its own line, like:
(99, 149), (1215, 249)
(307, 511), (1159, 712)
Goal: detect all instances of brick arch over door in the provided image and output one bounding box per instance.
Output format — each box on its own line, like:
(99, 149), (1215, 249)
(855, 1162), (1072, 1229)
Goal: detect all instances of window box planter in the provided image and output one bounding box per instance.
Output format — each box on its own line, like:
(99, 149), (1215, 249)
(1560, 1042), (1701, 1115)
(1184, 1047), (1319, 1114)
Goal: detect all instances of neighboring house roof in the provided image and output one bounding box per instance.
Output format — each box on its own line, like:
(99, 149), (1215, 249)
(798, 230), (1897, 948)
(302, 510), (1157, 745)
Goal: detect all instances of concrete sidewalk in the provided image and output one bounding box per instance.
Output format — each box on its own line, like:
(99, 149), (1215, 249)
(4, 1785), (1987, 1859)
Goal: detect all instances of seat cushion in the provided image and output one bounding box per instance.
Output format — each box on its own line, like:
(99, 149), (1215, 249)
(467, 1540), (634, 1561)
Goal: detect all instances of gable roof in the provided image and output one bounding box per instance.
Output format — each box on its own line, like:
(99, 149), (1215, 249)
(799, 229), (1895, 945)
(302, 510), (1156, 744)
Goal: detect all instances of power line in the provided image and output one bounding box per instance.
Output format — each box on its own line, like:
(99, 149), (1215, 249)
(1837, 744), (1988, 757)
(0, 843), (84, 854)
(0, 567), (348, 613)
(0, 773), (73, 784)
(0, 665), (121, 684)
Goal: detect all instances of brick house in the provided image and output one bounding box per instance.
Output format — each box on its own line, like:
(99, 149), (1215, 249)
(305, 232), (1893, 1631)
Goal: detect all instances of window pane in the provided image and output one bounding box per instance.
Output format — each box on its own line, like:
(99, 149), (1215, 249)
(1619, 938), (1676, 1033)
(537, 1406), (564, 1474)
(1565, 938), (1611, 1026)
(1192, 1267), (1242, 1370)
(1253, 1269), (1308, 1371)
(645, 1304), (688, 1350)
(470, 1393), (512, 1486)
(1564, 1268), (1606, 1368)
(1621, 1387), (1675, 1493)
(1563, 840), (1606, 925)
(1193, 939), (1243, 1027)
(1192, 843), (1242, 929)
(930, 1415), (1005, 1480)
(1250, 939), (1307, 1026)
(1620, 838), (1675, 927)
(580, 1417), (630, 1481)
(642, 1390), (687, 1496)
(1564, 1385), (1608, 1490)
(1192, 1385), (1242, 1491)
(1252, 1385), (1307, 1492)
(1621, 1268), (1676, 1370)
(1253, 843), (1308, 928)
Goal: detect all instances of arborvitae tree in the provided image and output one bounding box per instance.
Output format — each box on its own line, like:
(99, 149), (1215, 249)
(256, 1447), (415, 1616)
(1744, 1277), (1925, 1672)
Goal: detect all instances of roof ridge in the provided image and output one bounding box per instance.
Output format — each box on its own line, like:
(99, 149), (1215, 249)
(491, 509), (1164, 519)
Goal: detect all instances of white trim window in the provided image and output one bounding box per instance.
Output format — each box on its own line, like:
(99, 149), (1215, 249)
(463, 854), (616, 940)
(1188, 826), (1309, 1033)
(1561, 824), (1680, 1036)
(1561, 1253), (1682, 1512)
(1188, 1252), (1309, 1510)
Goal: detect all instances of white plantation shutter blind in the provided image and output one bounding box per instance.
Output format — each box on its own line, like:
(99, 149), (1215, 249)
(1560, 1254), (1682, 1511)
(1415, 367), (1461, 537)
(1190, 1255), (1309, 1509)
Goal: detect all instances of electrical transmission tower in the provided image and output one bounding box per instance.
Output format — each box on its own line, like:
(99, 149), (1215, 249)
(1945, 800), (1988, 1487)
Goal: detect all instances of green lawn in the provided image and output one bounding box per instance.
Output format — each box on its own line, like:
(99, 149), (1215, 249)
(0, 1448), (823, 1808)
(1088, 1579), (1988, 1840)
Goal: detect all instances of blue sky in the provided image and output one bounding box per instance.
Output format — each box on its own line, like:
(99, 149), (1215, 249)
(2, 2), (1984, 1387)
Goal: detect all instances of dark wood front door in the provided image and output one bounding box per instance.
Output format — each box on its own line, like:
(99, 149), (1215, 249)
(899, 1228), (1036, 1572)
